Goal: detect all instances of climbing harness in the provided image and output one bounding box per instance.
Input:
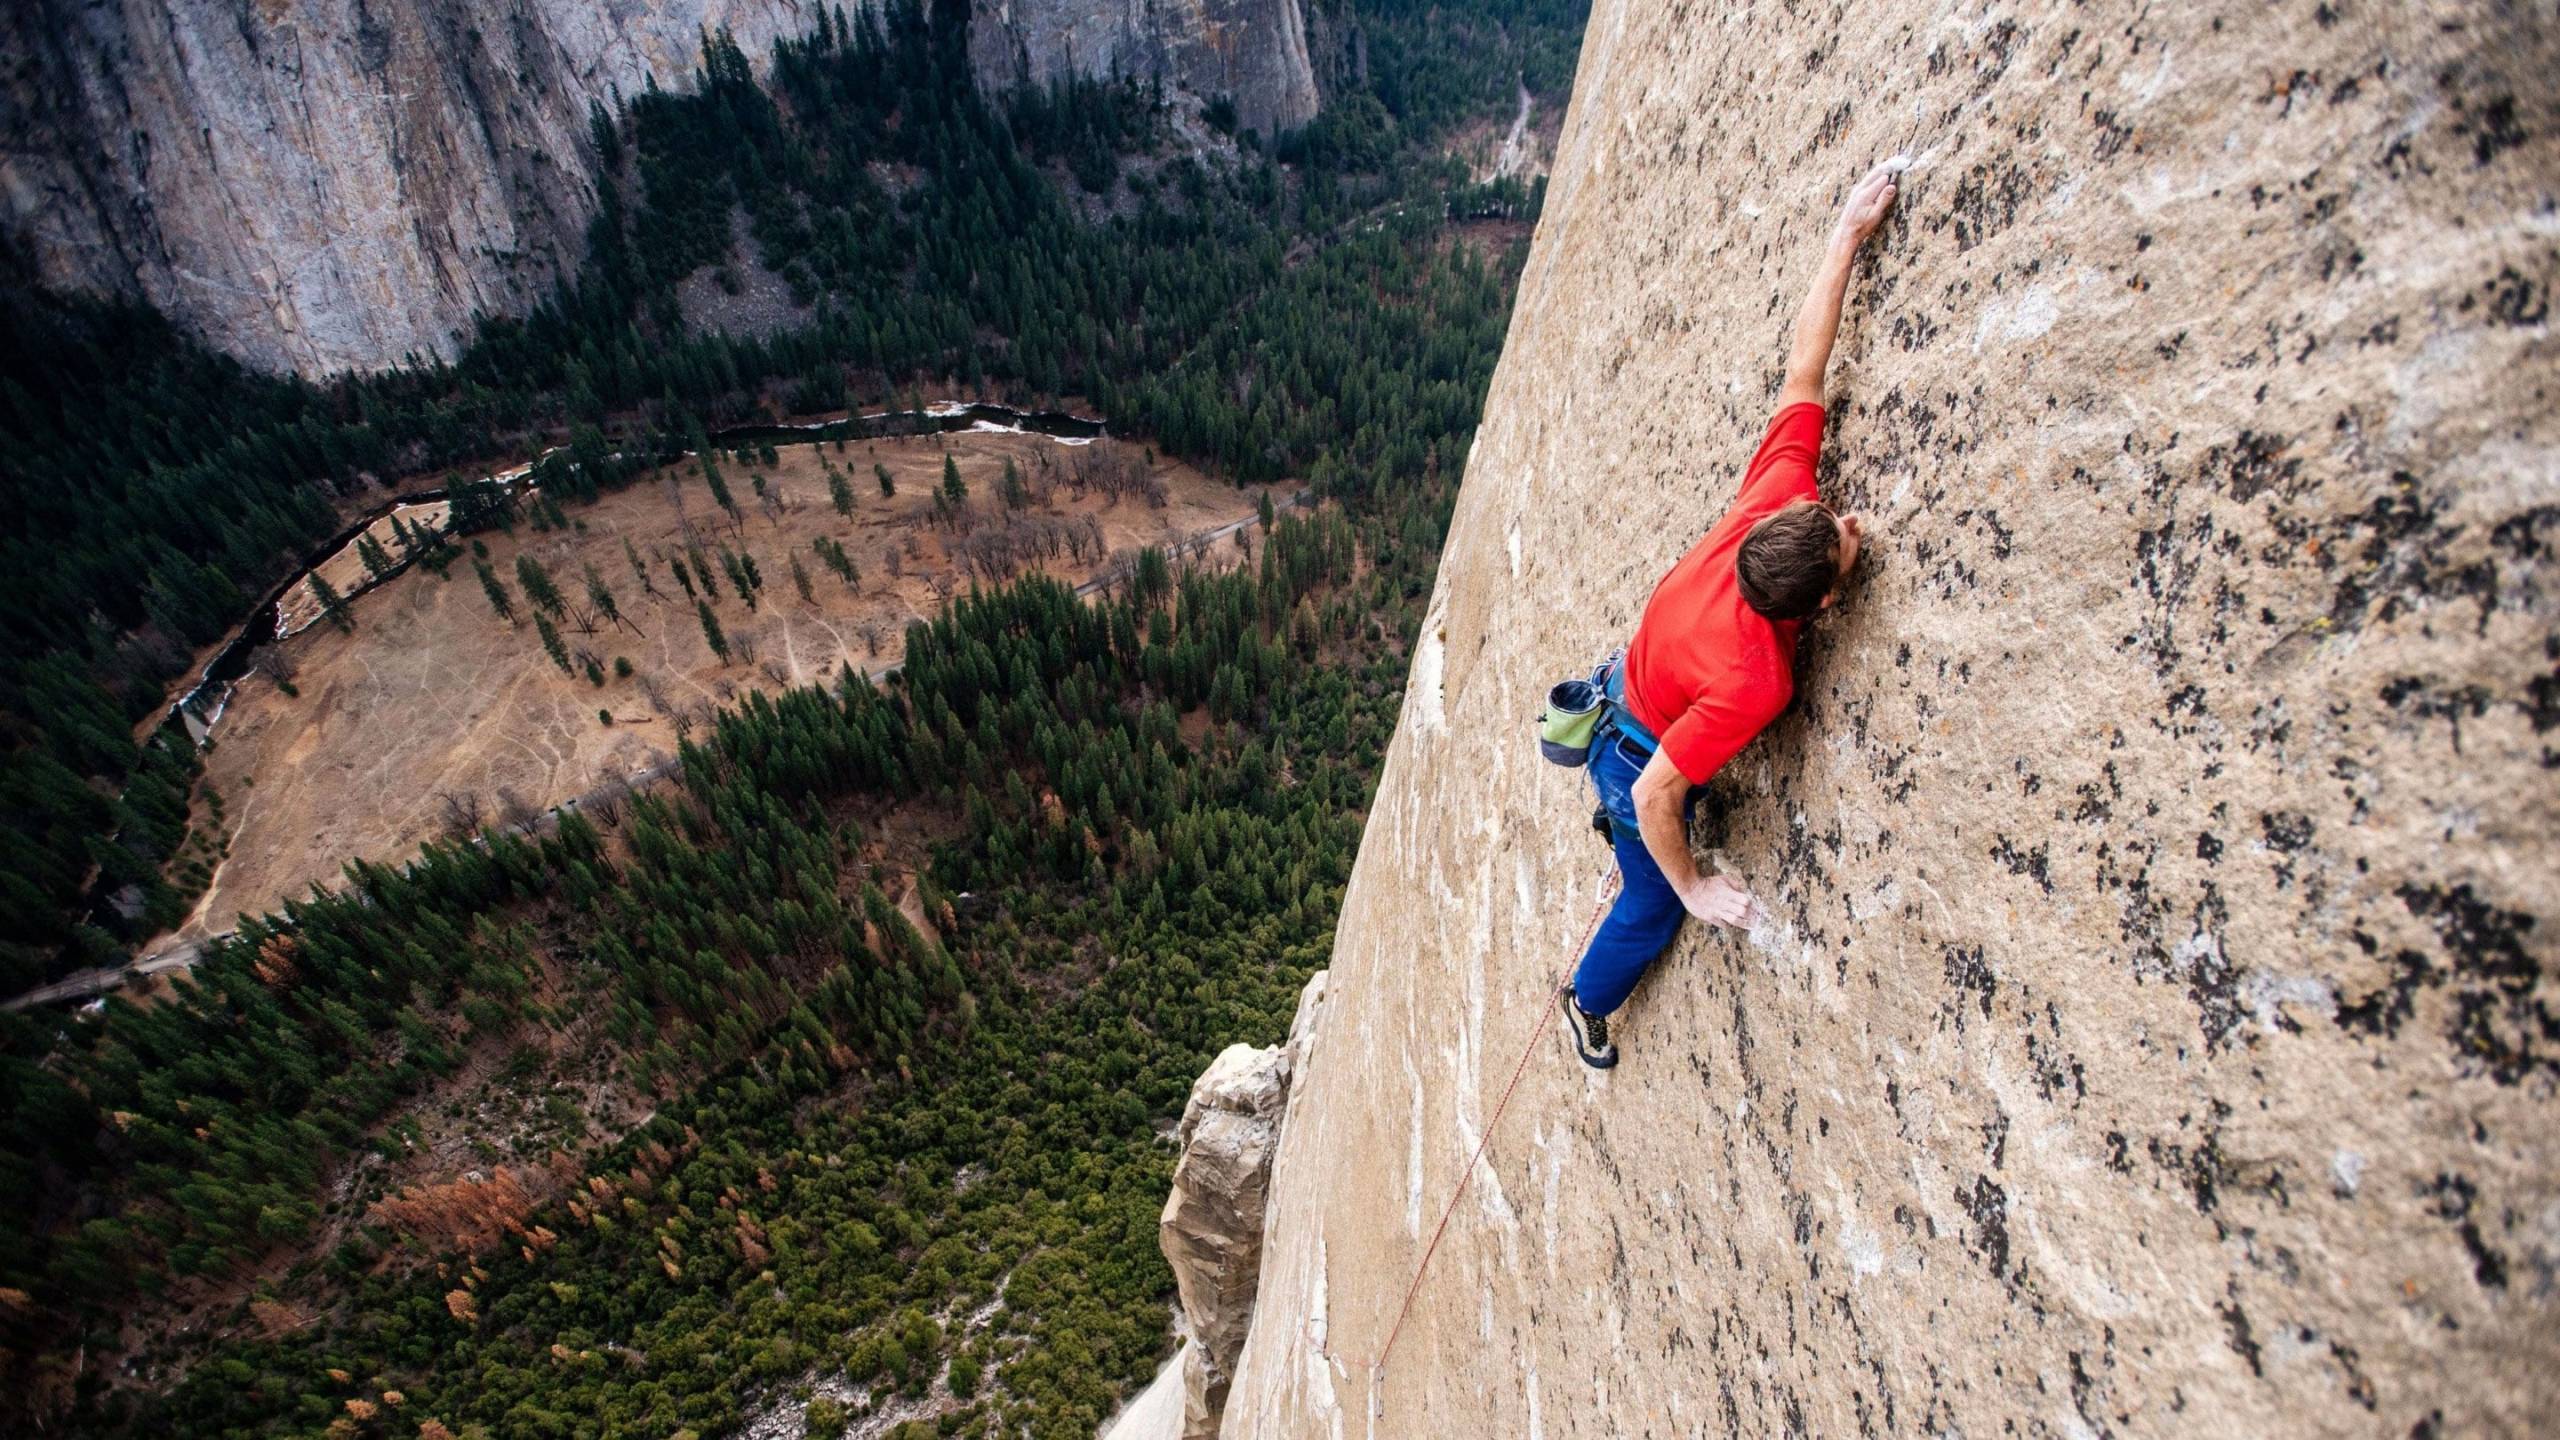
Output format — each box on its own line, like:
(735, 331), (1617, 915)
(1304, 862), (1622, 1422)
(1596, 651), (1660, 757)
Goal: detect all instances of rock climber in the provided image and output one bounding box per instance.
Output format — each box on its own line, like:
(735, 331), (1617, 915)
(1561, 161), (1898, 1069)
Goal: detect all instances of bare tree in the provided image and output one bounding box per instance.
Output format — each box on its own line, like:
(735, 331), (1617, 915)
(637, 673), (671, 715)
(1093, 552), (1122, 594)
(584, 778), (630, 829)
(437, 790), (485, 839)
(495, 787), (539, 834)
(1072, 449), (1165, 509)
(758, 658), (789, 686)
(857, 621), (884, 657)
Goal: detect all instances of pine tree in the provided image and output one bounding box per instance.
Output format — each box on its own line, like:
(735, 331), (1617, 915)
(876, 463), (896, 498)
(704, 452), (740, 522)
(789, 554), (815, 604)
(829, 467), (855, 518)
(814, 537), (859, 589)
(624, 536), (657, 596)
(515, 555), (566, 616)
(309, 574), (355, 633)
(356, 532), (397, 580)
(534, 612), (573, 674)
(584, 565), (634, 634)
(941, 453), (966, 504)
(721, 546), (759, 609)
(697, 599), (732, 664)
(474, 560), (516, 621)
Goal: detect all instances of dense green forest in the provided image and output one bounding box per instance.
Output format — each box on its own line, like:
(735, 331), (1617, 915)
(0, 0), (1582, 1432)
(0, 0), (1560, 993)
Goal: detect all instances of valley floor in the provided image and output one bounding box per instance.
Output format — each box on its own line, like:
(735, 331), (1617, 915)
(160, 430), (1275, 958)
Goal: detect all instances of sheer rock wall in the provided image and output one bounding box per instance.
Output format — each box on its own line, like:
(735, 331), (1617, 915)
(1, 0), (1317, 377)
(0, 0), (818, 376)
(1223, 1), (2557, 1437)
(967, 0), (1318, 140)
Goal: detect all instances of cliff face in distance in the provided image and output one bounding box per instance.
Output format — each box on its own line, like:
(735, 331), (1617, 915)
(1, 0), (1319, 377)
(1225, 1), (2557, 1436)
(0, 0), (821, 376)
(968, 0), (1318, 141)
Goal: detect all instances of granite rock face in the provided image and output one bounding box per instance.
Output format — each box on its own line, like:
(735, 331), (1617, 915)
(0, 0), (818, 376)
(1159, 1038), (1293, 1439)
(967, 0), (1317, 141)
(2, 0), (1317, 377)
(1224, 2), (2558, 1437)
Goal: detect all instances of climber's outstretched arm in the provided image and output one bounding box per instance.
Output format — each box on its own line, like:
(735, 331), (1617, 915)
(1777, 162), (1899, 411)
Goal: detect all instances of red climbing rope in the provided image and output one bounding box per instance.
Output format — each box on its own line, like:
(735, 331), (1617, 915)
(1312, 863), (1621, 1413)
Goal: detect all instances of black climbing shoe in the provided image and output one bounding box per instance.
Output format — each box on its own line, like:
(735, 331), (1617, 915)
(1591, 804), (1613, 848)
(1560, 985), (1618, 1069)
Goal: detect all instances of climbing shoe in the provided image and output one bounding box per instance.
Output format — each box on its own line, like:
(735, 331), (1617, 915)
(1560, 985), (1618, 1069)
(1590, 804), (1613, 848)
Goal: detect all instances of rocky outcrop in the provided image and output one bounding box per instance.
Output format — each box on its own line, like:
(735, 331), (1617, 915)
(0, 0), (818, 376)
(968, 0), (1318, 141)
(1124, 973), (1323, 1440)
(1225, 2), (2557, 1437)
(2, 0), (1319, 377)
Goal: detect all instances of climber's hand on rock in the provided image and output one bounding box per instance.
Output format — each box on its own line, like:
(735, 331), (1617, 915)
(1834, 163), (1899, 248)
(1682, 873), (1756, 929)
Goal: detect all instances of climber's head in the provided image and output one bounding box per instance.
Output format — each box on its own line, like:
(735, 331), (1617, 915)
(1737, 500), (1862, 620)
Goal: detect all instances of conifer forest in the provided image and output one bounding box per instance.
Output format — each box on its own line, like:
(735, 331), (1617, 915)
(0, 0), (1586, 1434)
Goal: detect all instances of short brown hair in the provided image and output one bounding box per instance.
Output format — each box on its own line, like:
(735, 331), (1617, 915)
(1736, 502), (1840, 619)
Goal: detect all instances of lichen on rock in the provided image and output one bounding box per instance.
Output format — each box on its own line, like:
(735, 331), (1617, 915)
(1223, 1), (2558, 1435)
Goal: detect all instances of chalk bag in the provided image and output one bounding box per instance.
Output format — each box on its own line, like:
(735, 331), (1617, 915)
(1538, 677), (1603, 767)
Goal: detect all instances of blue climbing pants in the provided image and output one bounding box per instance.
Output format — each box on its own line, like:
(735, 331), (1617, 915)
(1571, 727), (1693, 1015)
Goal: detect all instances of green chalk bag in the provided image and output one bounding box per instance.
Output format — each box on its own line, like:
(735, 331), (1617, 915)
(1538, 675), (1604, 767)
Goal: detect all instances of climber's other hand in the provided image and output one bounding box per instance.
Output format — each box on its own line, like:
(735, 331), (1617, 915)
(1683, 873), (1756, 929)
(1835, 163), (1898, 247)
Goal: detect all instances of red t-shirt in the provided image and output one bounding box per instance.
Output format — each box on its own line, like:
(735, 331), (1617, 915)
(1621, 402), (1824, 784)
